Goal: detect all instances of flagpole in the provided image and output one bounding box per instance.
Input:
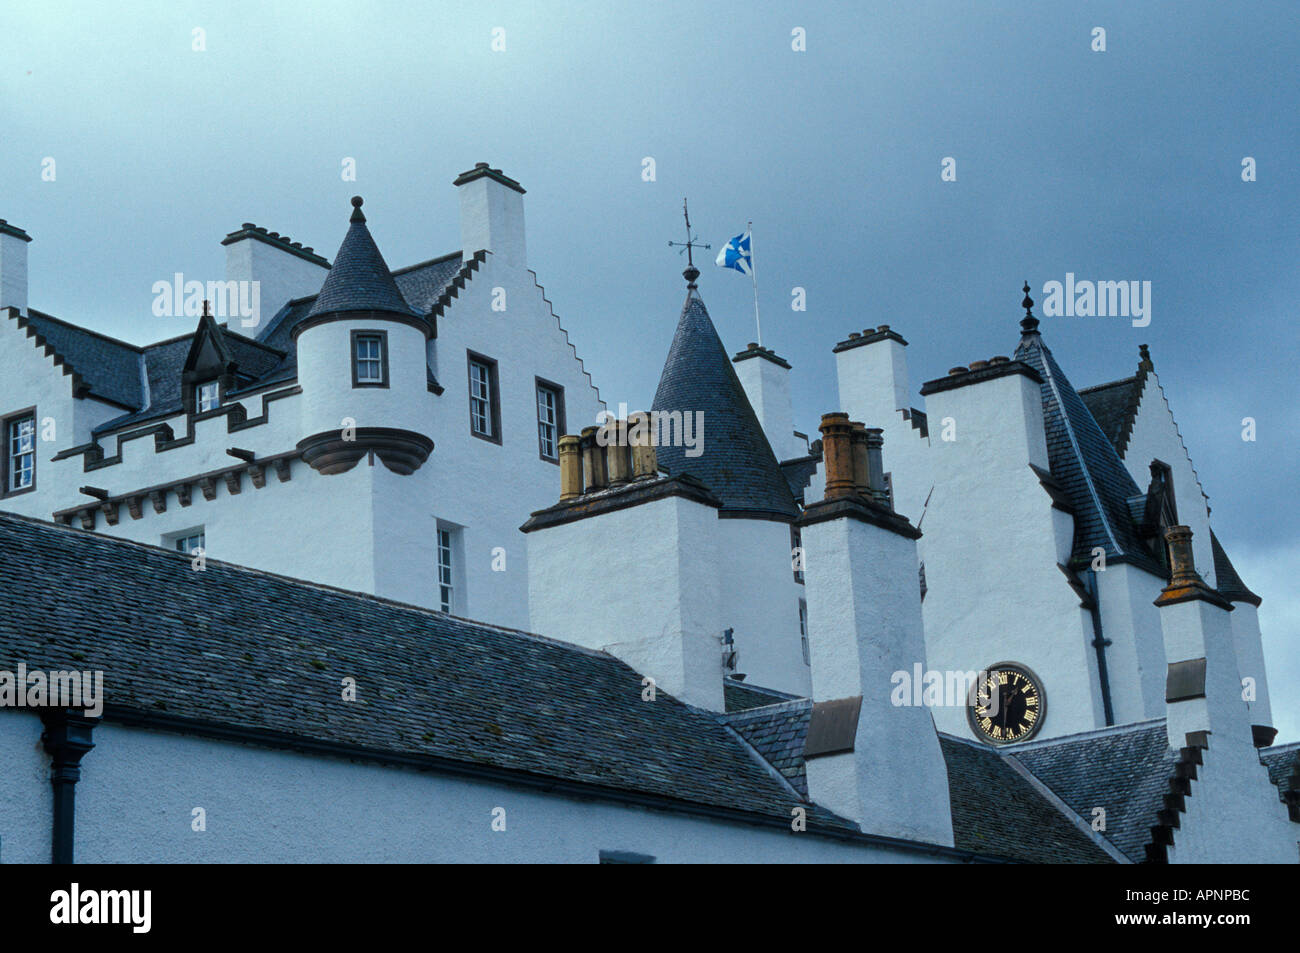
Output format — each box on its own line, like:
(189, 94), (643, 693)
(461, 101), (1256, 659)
(748, 221), (762, 346)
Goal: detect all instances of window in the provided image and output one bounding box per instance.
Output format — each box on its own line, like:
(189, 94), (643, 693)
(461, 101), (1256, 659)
(4, 410), (36, 494)
(790, 526), (804, 584)
(467, 352), (501, 443)
(799, 599), (810, 665)
(535, 379), (565, 461)
(351, 330), (389, 388)
(195, 381), (221, 413)
(437, 528), (454, 613)
(172, 531), (205, 555)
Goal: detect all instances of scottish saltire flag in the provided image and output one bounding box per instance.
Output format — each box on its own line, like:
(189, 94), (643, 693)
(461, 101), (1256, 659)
(716, 230), (752, 275)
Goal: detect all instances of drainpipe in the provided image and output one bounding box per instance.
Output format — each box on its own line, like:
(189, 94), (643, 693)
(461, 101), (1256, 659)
(40, 709), (97, 864)
(1085, 571), (1115, 726)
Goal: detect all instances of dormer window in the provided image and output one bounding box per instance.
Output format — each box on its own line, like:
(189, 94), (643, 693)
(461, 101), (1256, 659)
(351, 330), (389, 388)
(196, 381), (221, 413)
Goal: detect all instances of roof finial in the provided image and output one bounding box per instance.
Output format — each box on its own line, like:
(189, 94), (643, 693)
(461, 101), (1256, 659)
(1020, 280), (1040, 334)
(350, 195), (366, 224)
(201, 299), (212, 318)
(667, 198), (709, 289)
(1138, 343), (1154, 372)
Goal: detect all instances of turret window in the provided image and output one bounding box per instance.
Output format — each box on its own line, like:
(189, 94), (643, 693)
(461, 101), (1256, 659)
(4, 409), (36, 494)
(351, 331), (389, 388)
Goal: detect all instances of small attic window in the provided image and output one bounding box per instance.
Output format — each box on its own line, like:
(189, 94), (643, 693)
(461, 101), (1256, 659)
(195, 381), (221, 413)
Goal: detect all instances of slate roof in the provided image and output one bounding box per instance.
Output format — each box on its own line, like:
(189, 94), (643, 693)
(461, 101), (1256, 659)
(20, 310), (144, 409)
(1260, 742), (1300, 807)
(305, 200), (418, 319)
(723, 699), (811, 796)
(1210, 530), (1262, 606)
(941, 735), (1114, 863)
(92, 327), (287, 434)
(779, 454), (821, 504)
(719, 698), (1114, 863)
(724, 678), (802, 713)
(1009, 720), (1175, 863)
(1078, 374), (1144, 457)
(0, 511), (866, 837)
(23, 245), (465, 437)
(651, 288), (800, 520)
(1014, 329), (1164, 576)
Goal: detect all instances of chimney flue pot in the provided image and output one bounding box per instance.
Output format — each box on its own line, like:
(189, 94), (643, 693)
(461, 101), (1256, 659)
(558, 435), (583, 500)
(819, 413), (855, 499)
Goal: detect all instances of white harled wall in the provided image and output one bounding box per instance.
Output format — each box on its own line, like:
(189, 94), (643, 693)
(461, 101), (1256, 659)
(0, 715), (954, 864)
(1119, 372), (1214, 587)
(224, 238), (329, 332)
(920, 370), (1105, 740)
(834, 335), (932, 526)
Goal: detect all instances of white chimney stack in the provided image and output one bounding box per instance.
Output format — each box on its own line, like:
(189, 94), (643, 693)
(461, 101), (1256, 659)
(523, 424), (726, 711)
(454, 163), (527, 270)
(222, 224), (330, 331)
(1151, 525), (1296, 862)
(733, 343), (799, 460)
(0, 219), (33, 315)
(799, 413), (954, 845)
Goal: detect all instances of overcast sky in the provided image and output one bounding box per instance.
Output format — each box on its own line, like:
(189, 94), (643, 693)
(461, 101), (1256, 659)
(3, 1), (1296, 740)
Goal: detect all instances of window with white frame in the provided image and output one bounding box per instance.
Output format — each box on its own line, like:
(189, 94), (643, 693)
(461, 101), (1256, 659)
(173, 530), (205, 555)
(437, 528), (455, 613)
(467, 353), (499, 441)
(535, 380), (564, 461)
(196, 381), (220, 413)
(352, 331), (388, 387)
(5, 412), (35, 493)
(799, 599), (810, 665)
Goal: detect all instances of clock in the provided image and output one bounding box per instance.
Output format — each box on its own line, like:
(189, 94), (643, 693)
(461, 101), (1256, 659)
(967, 663), (1045, 745)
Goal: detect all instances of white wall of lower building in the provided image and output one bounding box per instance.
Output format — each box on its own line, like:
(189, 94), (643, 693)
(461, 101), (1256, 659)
(0, 714), (956, 864)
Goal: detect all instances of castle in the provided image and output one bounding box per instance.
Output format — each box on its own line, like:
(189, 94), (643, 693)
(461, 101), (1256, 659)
(0, 165), (1295, 862)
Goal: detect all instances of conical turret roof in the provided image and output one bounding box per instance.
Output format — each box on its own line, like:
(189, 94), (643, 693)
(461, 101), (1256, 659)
(651, 286), (799, 520)
(307, 197), (418, 318)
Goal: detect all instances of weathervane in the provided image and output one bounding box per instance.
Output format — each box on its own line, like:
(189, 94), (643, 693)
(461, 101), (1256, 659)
(667, 198), (710, 285)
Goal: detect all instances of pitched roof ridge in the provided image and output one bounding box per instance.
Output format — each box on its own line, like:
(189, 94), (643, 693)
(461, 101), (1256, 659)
(1007, 717), (1168, 751)
(719, 697), (813, 721)
(25, 308), (145, 353)
(390, 249), (463, 276)
(1078, 373), (1140, 395)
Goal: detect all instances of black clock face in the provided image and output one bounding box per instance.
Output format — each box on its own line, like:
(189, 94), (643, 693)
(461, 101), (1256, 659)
(967, 664), (1045, 745)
